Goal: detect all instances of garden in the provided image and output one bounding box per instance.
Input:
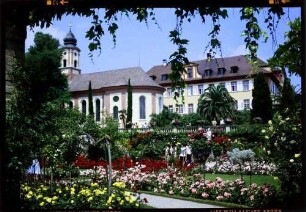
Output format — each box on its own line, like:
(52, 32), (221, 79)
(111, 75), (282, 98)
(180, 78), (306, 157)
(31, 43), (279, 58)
(20, 111), (302, 209)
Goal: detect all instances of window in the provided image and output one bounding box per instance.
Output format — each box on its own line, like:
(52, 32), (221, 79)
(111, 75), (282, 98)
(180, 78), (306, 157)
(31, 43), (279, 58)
(69, 101), (73, 109)
(161, 74), (168, 81)
(74, 60), (77, 68)
(113, 106), (118, 119)
(168, 105), (173, 113)
(63, 59), (67, 67)
(204, 69), (212, 77)
(139, 96), (146, 119)
(231, 81), (237, 92)
(244, 99), (250, 109)
(270, 81), (279, 94)
(187, 86), (193, 96)
(176, 104), (184, 114)
(176, 87), (183, 97)
(81, 100), (86, 115)
(219, 82), (225, 88)
(217, 68), (226, 75)
(166, 88), (172, 97)
(188, 104), (194, 113)
(230, 66), (239, 73)
(187, 67), (193, 78)
(198, 85), (203, 95)
(243, 80), (249, 91)
(95, 99), (101, 121)
(158, 97), (163, 113)
(113, 96), (119, 102)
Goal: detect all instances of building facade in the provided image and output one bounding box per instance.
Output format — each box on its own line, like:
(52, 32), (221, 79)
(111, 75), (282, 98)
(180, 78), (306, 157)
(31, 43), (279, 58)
(147, 54), (283, 115)
(60, 29), (165, 127)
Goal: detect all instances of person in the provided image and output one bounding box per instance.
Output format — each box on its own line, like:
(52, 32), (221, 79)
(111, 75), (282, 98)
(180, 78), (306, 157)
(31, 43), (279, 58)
(179, 143), (186, 167)
(212, 119), (217, 126)
(185, 142), (192, 165)
(220, 118), (225, 126)
(165, 144), (170, 161)
(27, 159), (41, 180)
(206, 128), (212, 141)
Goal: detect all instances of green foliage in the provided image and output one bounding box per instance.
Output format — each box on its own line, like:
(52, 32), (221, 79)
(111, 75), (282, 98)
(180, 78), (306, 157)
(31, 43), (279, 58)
(197, 84), (236, 123)
(274, 78), (299, 117)
(126, 78), (132, 128)
(234, 110), (251, 125)
(261, 112), (302, 208)
(251, 72), (273, 123)
(150, 107), (180, 127)
(88, 81), (94, 117)
(268, 17), (301, 77)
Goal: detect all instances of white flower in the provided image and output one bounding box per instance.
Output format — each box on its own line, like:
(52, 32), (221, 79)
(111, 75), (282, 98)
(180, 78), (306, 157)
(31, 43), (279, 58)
(290, 159), (294, 163)
(268, 120), (272, 125)
(267, 150), (271, 155)
(261, 129), (266, 133)
(274, 142), (278, 147)
(290, 140), (296, 144)
(294, 154), (300, 158)
(265, 136), (269, 140)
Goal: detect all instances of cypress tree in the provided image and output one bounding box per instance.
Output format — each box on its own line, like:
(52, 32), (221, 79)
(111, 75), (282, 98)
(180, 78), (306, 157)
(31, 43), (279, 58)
(251, 72), (273, 123)
(88, 80), (94, 118)
(126, 78), (132, 128)
(278, 78), (298, 116)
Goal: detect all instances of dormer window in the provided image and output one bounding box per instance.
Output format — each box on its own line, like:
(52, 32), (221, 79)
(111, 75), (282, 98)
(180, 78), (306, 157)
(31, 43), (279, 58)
(230, 66), (239, 73)
(161, 74), (168, 81)
(217, 67), (226, 75)
(150, 75), (157, 80)
(187, 67), (193, 79)
(204, 69), (212, 77)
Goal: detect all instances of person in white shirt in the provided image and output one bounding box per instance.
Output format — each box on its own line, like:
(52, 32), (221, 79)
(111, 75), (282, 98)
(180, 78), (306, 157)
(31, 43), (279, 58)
(220, 118), (225, 126)
(206, 128), (212, 141)
(179, 143), (186, 167)
(186, 142), (192, 165)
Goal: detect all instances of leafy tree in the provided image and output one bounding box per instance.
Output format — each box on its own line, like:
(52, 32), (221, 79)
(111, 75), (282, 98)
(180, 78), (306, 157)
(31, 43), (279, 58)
(5, 32), (70, 209)
(126, 78), (132, 128)
(251, 72), (273, 123)
(275, 78), (299, 117)
(150, 107), (180, 127)
(88, 80), (94, 118)
(197, 84), (236, 123)
(268, 18), (301, 77)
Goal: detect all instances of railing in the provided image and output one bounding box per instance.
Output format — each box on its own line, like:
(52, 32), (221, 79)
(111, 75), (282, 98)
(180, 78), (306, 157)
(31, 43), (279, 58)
(118, 125), (246, 133)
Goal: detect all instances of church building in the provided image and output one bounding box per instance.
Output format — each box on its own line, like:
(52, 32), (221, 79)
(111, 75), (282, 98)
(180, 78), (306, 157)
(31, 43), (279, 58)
(60, 29), (165, 128)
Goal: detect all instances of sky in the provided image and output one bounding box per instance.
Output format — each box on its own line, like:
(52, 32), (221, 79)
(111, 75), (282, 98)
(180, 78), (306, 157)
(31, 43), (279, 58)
(25, 7), (301, 91)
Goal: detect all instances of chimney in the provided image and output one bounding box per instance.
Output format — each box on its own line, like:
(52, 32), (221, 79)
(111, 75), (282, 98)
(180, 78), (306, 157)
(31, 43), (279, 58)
(207, 53), (211, 62)
(162, 59), (167, 67)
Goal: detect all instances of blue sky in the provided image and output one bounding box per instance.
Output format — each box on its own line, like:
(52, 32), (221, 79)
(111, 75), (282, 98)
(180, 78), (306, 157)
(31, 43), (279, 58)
(25, 8), (301, 90)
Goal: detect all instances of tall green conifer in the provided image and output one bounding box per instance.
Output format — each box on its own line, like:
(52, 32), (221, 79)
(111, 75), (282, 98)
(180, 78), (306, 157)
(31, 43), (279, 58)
(88, 80), (94, 118)
(126, 78), (132, 128)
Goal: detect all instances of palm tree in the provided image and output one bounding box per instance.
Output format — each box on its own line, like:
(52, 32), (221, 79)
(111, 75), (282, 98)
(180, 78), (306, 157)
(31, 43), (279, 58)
(197, 85), (236, 123)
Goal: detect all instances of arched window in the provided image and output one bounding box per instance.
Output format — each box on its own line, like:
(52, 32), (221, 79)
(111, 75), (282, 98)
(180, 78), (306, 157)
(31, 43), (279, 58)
(113, 106), (118, 120)
(74, 60), (77, 68)
(95, 99), (101, 121)
(158, 97), (162, 113)
(139, 96), (146, 119)
(81, 100), (86, 115)
(63, 59), (67, 67)
(69, 101), (73, 109)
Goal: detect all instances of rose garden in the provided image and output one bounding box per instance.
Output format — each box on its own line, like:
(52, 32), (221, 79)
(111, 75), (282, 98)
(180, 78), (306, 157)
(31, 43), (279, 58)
(19, 111), (302, 209)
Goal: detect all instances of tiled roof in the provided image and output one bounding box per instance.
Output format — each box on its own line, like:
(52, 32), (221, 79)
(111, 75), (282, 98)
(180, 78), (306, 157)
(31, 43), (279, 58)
(69, 67), (163, 92)
(147, 55), (274, 84)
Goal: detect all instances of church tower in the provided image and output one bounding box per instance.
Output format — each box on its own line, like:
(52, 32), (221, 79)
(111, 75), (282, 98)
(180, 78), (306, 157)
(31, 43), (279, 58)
(60, 26), (81, 80)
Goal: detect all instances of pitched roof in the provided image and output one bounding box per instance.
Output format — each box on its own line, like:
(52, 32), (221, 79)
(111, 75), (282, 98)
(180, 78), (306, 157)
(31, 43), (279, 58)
(147, 55), (274, 84)
(69, 67), (163, 92)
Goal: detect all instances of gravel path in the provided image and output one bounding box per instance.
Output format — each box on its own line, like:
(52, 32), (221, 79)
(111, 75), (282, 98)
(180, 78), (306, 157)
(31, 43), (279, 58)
(138, 193), (224, 209)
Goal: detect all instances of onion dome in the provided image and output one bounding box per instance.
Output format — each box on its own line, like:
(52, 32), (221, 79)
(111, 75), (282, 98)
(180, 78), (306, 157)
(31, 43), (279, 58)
(63, 28), (77, 47)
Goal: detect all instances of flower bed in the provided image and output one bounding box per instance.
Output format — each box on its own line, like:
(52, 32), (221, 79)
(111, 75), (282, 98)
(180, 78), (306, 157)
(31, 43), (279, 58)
(20, 181), (145, 209)
(111, 166), (277, 207)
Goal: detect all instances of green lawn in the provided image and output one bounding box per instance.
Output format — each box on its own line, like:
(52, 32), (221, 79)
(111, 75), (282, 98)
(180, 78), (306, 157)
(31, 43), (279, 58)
(202, 173), (281, 190)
